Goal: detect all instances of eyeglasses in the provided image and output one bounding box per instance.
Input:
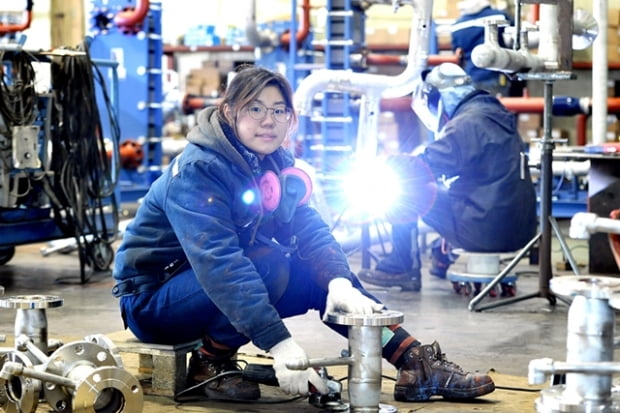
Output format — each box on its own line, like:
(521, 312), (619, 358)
(246, 102), (292, 123)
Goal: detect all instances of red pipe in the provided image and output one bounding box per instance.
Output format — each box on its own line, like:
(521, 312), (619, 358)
(380, 96), (620, 147)
(500, 97), (620, 114)
(366, 53), (461, 66)
(114, 0), (150, 29)
(382, 96), (620, 114)
(528, 4), (540, 23)
(573, 61), (620, 71)
(280, 0), (311, 48)
(576, 114), (587, 146)
(500, 97), (546, 112)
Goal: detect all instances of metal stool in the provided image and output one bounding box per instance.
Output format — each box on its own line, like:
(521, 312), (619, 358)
(447, 250), (518, 297)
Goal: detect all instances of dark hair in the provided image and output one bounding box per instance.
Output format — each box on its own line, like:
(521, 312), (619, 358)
(219, 65), (298, 134)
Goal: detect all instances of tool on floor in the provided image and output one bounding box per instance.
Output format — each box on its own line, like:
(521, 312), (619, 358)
(242, 363), (347, 411)
(0, 294), (143, 413)
(529, 276), (620, 413)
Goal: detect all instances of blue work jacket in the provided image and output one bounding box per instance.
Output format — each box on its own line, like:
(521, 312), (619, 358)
(113, 106), (352, 351)
(420, 90), (537, 252)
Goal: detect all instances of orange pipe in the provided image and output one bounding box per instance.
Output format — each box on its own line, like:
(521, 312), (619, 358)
(114, 0), (149, 28)
(573, 61), (620, 71)
(380, 96), (411, 112)
(528, 4), (540, 23)
(0, 10), (32, 34)
(576, 114), (587, 146)
(280, 0), (311, 48)
(366, 53), (461, 66)
(500, 97), (546, 112)
(500, 97), (620, 114)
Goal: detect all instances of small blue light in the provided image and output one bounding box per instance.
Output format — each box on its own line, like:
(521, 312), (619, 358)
(242, 190), (256, 205)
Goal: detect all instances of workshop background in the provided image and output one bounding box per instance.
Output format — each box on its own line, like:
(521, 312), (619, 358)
(1, 0), (620, 412)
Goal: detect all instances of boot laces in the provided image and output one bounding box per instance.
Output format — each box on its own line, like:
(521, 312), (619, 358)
(431, 349), (464, 372)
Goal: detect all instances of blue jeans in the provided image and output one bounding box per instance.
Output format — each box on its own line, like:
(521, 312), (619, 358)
(119, 246), (378, 347)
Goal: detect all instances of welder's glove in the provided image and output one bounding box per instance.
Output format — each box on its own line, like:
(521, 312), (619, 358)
(270, 337), (329, 395)
(325, 278), (385, 316)
(385, 154), (437, 223)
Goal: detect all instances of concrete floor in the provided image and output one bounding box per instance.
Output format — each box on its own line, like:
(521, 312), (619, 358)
(0, 218), (617, 412)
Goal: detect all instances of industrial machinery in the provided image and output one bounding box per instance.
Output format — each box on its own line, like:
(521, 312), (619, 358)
(0, 11), (120, 282)
(525, 213), (620, 412)
(88, 0), (165, 203)
(529, 276), (620, 412)
(0, 294), (143, 413)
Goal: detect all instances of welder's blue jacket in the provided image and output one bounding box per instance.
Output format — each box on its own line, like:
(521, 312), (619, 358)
(113, 106), (353, 350)
(419, 90), (537, 252)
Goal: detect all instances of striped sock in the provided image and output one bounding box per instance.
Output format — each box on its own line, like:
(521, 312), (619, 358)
(199, 335), (238, 361)
(382, 326), (421, 369)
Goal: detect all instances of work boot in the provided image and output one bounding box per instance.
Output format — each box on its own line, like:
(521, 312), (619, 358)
(186, 349), (260, 401)
(358, 267), (421, 291)
(394, 341), (495, 401)
(429, 239), (456, 279)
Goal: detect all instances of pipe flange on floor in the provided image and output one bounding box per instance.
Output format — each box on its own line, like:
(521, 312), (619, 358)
(72, 366), (143, 413)
(550, 275), (620, 301)
(0, 295), (63, 309)
(324, 310), (404, 326)
(43, 340), (128, 410)
(536, 386), (620, 413)
(0, 351), (40, 413)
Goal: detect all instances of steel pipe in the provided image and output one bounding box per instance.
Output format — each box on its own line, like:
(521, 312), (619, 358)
(529, 276), (620, 412)
(288, 310), (404, 413)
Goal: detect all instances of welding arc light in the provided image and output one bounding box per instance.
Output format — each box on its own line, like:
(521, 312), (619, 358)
(342, 160), (402, 218)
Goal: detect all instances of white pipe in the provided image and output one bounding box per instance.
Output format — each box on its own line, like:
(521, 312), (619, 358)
(537, 3), (560, 69)
(471, 2), (575, 74)
(294, 0), (432, 159)
(471, 24), (546, 73)
(569, 212), (620, 239)
(592, 0), (608, 145)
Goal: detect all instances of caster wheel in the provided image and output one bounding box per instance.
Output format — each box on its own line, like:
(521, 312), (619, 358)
(452, 282), (471, 296)
(501, 283), (517, 297)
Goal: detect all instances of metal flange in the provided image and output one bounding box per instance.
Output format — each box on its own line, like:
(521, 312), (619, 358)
(43, 340), (123, 411)
(72, 366), (143, 413)
(325, 310), (404, 327)
(0, 295), (63, 309)
(550, 276), (620, 301)
(0, 351), (40, 413)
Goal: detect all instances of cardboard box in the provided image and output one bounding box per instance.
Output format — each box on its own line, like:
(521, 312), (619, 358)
(517, 114), (542, 143)
(518, 113), (542, 129)
(609, 27), (620, 45)
(609, 8), (620, 27)
(186, 67), (221, 97)
(609, 44), (620, 63)
(365, 27), (390, 44)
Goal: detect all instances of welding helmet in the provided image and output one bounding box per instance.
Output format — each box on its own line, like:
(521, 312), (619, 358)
(411, 63), (473, 133)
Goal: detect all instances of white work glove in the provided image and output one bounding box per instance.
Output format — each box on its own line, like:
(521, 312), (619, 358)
(269, 337), (329, 395)
(325, 278), (385, 316)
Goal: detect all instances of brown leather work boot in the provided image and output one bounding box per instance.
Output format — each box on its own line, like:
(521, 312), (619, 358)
(394, 341), (495, 401)
(186, 349), (260, 401)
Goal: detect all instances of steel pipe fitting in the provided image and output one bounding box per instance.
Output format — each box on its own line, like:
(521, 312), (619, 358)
(288, 310), (404, 413)
(530, 276), (620, 412)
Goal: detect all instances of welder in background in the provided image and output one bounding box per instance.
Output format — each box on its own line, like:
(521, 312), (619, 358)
(359, 63), (537, 291)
